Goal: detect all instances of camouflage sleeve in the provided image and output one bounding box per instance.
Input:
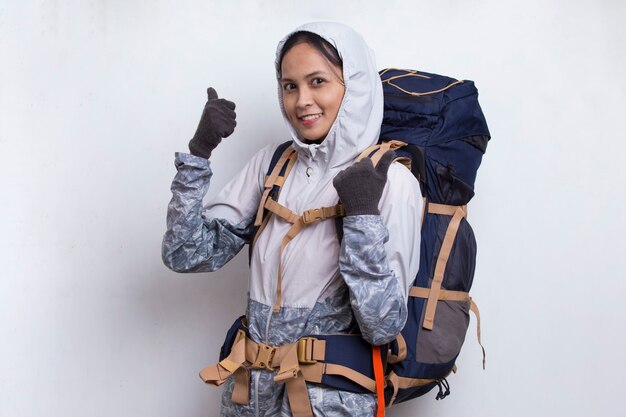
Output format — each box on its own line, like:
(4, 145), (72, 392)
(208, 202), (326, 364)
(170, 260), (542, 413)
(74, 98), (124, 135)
(161, 152), (254, 273)
(338, 215), (408, 346)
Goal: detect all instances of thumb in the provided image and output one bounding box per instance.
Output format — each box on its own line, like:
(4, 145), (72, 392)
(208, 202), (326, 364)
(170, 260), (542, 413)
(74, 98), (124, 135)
(375, 151), (396, 177)
(207, 87), (219, 100)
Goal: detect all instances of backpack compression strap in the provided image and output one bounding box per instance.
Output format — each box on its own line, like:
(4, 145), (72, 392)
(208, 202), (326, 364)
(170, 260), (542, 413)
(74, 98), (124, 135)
(413, 202), (486, 369)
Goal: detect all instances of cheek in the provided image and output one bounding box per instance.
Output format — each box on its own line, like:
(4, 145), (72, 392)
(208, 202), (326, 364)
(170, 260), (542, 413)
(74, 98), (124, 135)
(325, 90), (344, 116)
(327, 85), (344, 108)
(282, 95), (296, 117)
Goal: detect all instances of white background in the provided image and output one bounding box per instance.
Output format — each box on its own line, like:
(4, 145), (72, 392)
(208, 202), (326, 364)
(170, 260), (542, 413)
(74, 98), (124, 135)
(1, 1), (625, 416)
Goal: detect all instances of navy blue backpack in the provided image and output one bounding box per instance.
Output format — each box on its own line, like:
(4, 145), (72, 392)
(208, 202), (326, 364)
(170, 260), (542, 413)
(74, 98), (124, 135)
(375, 68), (489, 405)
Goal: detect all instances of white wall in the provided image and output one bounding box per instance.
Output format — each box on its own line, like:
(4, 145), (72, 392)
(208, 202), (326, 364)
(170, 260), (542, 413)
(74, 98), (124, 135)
(1, 1), (624, 416)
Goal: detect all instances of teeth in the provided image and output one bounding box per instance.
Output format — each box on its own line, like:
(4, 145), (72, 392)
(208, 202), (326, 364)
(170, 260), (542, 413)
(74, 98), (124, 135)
(301, 114), (321, 121)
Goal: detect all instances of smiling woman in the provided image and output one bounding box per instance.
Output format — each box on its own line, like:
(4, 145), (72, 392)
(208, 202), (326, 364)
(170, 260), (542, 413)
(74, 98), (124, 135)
(162, 21), (422, 417)
(278, 33), (345, 143)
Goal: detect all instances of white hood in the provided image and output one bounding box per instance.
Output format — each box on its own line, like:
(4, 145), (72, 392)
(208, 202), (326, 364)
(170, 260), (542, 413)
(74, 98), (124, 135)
(275, 22), (384, 169)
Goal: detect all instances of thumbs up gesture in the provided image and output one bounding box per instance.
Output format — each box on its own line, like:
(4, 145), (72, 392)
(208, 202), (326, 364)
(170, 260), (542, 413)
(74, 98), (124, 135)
(188, 87), (237, 159)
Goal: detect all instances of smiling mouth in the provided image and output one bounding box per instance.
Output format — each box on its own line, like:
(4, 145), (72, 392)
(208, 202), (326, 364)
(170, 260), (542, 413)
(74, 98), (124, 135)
(299, 113), (322, 121)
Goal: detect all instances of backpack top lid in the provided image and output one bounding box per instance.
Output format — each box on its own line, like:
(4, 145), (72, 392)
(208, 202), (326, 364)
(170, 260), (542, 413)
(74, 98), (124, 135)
(379, 69), (491, 205)
(379, 69), (490, 146)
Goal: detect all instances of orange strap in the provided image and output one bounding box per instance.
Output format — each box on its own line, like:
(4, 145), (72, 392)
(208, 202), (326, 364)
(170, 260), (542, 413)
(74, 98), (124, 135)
(372, 346), (385, 417)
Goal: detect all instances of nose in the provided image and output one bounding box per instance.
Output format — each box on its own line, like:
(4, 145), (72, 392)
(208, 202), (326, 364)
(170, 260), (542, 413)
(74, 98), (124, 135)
(296, 86), (313, 109)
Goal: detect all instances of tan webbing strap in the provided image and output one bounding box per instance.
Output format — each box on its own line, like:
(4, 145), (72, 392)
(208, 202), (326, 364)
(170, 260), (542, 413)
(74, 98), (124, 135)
(324, 363), (377, 392)
(275, 361), (376, 393)
(273, 175), (287, 187)
(199, 329), (250, 404)
(384, 371), (443, 406)
(254, 188), (272, 227)
(385, 139), (409, 150)
(395, 374), (440, 388)
(254, 146), (294, 226)
(273, 219), (303, 312)
(410, 287), (486, 369)
(428, 202), (466, 216)
(274, 343), (314, 417)
(387, 333), (407, 364)
(231, 367), (250, 404)
(355, 140), (409, 168)
(265, 197), (300, 224)
(470, 298), (486, 370)
(254, 146), (298, 226)
(368, 143), (393, 166)
(302, 205), (345, 224)
(409, 286), (471, 302)
(280, 152), (298, 185)
(298, 363), (324, 384)
(252, 149), (297, 257)
(199, 329), (246, 384)
(244, 336), (326, 367)
(270, 201), (345, 312)
(423, 206), (467, 330)
(265, 147), (296, 188)
(356, 144), (381, 162)
(386, 371), (400, 407)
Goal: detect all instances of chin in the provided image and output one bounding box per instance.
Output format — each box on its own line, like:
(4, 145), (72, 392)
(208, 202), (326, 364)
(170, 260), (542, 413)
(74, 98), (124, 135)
(303, 137), (325, 144)
(300, 129), (329, 144)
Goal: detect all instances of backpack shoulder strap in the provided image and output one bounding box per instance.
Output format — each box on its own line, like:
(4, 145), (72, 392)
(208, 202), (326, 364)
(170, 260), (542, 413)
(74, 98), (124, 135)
(248, 141), (296, 260)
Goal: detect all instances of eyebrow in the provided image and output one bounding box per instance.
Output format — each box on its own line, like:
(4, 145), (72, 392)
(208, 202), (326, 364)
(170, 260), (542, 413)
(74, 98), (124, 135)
(280, 70), (330, 82)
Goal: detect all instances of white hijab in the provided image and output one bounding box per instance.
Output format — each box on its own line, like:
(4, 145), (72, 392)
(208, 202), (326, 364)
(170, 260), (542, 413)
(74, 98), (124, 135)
(275, 22), (384, 169)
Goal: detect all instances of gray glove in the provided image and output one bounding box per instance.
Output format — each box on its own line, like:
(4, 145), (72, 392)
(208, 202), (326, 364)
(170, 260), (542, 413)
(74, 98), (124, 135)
(333, 151), (395, 216)
(188, 87), (237, 159)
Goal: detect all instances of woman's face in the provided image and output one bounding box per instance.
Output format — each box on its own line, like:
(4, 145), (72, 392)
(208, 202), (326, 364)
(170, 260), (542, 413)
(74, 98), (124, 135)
(280, 42), (345, 143)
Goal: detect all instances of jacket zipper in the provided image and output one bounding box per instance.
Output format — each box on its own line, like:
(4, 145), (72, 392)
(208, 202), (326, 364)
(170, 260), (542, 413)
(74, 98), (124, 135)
(254, 370), (261, 417)
(264, 160), (323, 344)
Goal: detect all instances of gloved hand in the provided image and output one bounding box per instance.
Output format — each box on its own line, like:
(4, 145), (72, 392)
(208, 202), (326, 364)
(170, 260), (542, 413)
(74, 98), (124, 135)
(333, 151), (395, 216)
(188, 87), (237, 159)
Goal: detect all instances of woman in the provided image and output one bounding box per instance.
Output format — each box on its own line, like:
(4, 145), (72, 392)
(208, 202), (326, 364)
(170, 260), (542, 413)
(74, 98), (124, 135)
(162, 22), (422, 417)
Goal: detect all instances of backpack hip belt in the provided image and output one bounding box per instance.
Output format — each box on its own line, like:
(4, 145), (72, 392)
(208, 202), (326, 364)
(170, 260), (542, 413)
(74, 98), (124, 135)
(200, 323), (383, 417)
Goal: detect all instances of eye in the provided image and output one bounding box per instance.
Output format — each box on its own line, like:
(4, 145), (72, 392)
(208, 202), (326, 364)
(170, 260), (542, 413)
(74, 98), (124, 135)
(282, 82), (296, 92)
(311, 77), (325, 86)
